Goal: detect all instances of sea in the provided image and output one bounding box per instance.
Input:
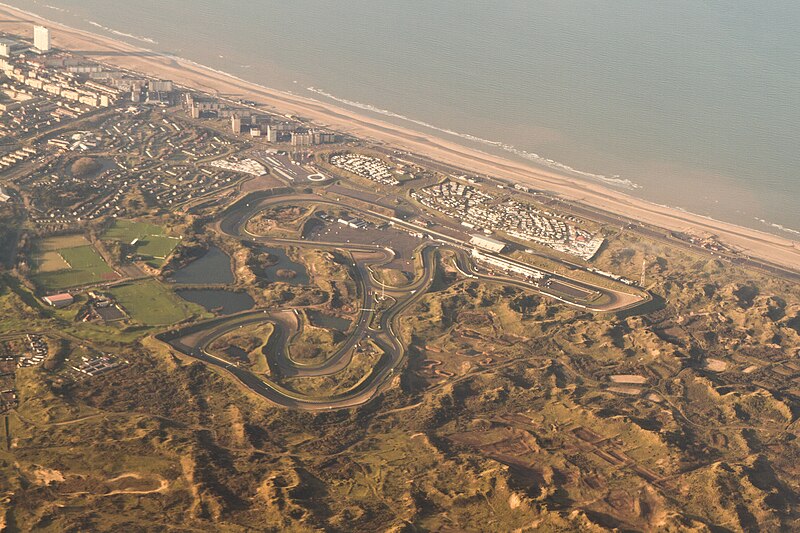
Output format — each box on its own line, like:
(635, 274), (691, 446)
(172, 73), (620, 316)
(7, 0), (800, 237)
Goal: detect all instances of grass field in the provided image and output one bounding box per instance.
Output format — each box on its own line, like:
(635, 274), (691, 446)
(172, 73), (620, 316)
(136, 235), (181, 260)
(33, 251), (71, 273)
(102, 220), (164, 241)
(109, 280), (198, 326)
(33, 245), (118, 290)
(39, 234), (90, 251)
(102, 219), (180, 267)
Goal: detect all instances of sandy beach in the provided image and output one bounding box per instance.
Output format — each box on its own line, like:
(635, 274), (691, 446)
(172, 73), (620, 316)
(1, 4), (798, 272)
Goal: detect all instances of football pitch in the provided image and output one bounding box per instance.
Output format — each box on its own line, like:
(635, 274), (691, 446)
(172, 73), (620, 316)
(103, 219), (180, 266)
(33, 244), (118, 290)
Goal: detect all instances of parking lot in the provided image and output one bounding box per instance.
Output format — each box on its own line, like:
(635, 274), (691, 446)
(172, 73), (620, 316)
(307, 217), (423, 272)
(253, 151), (326, 183)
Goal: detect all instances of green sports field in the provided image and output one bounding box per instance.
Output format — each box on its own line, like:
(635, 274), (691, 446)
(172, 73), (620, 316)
(109, 280), (199, 326)
(136, 235), (181, 260)
(102, 219), (181, 267)
(33, 245), (118, 290)
(102, 220), (165, 241)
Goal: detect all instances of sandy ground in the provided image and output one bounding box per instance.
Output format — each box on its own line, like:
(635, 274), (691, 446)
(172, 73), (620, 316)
(31, 466), (65, 485)
(610, 375), (648, 384)
(104, 473), (169, 496)
(2, 5), (798, 271)
(705, 359), (728, 372)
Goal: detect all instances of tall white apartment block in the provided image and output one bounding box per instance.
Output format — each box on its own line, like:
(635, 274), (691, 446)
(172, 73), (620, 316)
(34, 25), (51, 53)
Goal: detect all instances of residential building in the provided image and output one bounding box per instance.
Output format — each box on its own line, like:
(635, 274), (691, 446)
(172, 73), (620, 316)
(34, 26), (51, 53)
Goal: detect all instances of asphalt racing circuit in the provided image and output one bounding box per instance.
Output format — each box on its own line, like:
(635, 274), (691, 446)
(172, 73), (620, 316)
(158, 192), (650, 410)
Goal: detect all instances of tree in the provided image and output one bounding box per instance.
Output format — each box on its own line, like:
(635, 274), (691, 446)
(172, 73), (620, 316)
(71, 157), (102, 178)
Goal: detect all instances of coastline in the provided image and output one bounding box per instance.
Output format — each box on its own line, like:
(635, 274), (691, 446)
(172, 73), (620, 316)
(1, 3), (798, 272)
(303, 86), (643, 191)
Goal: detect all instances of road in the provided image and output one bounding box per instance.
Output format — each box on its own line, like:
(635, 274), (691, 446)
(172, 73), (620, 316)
(159, 244), (438, 410)
(220, 192), (649, 308)
(372, 147), (800, 283)
(159, 191), (649, 410)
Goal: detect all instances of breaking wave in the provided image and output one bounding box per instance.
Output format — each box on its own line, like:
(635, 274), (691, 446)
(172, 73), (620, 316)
(306, 86), (641, 190)
(755, 218), (800, 237)
(86, 20), (157, 45)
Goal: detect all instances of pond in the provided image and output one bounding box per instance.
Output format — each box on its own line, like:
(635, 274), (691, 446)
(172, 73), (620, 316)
(170, 246), (234, 284)
(307, 310), (352, 332)
(252, 246), (309, 285)
(176, 289), (254, 315)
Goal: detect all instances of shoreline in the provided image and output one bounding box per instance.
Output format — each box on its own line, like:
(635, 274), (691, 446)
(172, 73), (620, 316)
(1, 3), (798, 273)
(303, 86), (643, 192)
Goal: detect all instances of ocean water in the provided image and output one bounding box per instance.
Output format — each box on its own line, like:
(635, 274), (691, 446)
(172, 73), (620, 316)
(8, 0), (800, 236)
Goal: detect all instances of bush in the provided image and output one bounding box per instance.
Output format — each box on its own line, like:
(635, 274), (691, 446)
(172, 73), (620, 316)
(71, 157), (102, 178)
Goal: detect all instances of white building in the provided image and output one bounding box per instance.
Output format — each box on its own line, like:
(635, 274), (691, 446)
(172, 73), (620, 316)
(469, 234), (506, 253)
(0, 37), (26, 58)
(471, 249), (547, 281)
(265, 124), (277, 143)
(43, 293), (74, 308)
(34, 26), (51, 53)
(148, 80), (173, 93)
(0, 186), (9, 203)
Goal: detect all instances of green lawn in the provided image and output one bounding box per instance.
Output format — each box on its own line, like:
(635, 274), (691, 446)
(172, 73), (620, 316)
(33, 245), (118, 290)
(103, 220), (165, 242)
(109, 280), (198, 326)
(103, 219), (181, 267)
(137, 235), (181, 257)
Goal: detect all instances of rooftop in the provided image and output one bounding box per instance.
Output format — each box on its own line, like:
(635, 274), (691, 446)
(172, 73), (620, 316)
(44, 293), (74, 303)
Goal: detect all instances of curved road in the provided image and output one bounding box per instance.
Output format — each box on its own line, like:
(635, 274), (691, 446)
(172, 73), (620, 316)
(160, 193), (647, 409)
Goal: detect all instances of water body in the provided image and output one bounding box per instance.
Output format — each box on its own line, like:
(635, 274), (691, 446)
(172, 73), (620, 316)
(169, 246), (234, 285)
(176, 288), (254, 315)
(253, 246), (309, 285)
(307, 310), (352, 333)
(14, 0), (800, 235)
